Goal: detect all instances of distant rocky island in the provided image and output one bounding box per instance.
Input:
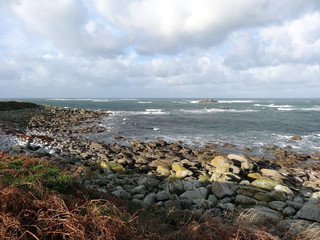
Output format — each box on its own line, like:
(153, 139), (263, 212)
(199, 99), (218, 103)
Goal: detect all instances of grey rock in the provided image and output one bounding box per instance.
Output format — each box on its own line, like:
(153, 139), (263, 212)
(180, 187), (209, 200)
(131, 185), (147, 195)
(217, 203), (235, 211)
(211, 181), (236, 199)
(235, 195), (256, 205)
(166, 179), (200, 195)
(283, 206), (296, 217)
(268, 201), (287, 212)
(156, 190), (170, 201)
(296, 203), (320, 222)
(239, 206), (283, 225)
(286, 200), (303, 210)
(143, 193), (157, 205)
(207, 194), (218, 206)
(210, 208), (222, 217)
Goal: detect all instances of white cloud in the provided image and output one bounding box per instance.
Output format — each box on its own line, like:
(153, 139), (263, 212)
(0, 0), (319, 98)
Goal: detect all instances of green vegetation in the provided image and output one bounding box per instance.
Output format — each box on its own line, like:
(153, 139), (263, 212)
(0, 152), (298, 239)
(0, 101), (39, 111)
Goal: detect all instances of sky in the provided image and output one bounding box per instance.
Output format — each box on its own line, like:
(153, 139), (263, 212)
(0, 0), (320, 98)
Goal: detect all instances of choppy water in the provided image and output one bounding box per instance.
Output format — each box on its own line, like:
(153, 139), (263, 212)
(3, 98), (320, 154)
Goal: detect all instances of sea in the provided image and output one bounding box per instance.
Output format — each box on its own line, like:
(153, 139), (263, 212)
(2, 98), (320, 155)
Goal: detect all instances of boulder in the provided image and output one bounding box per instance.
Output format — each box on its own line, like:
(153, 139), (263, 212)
(166, 179), (200, 195)
(295, 192), (320, 221)
(235, 195), (257, 205)
(268, 201), (287, 212)
(237, 206), (283, 225)
(211, 181), (236, 199)
(227, 154), (253, 171)
(172, 162), (193, 178)
(100, 161), (126, 174)
(156, 165), (171, 176)
(180, 187), (209, 200)
(251, 179), (279, 191)
(260, 169), (286, 182)
(210, 156), (230, 168)
(274, 184), (294, 197)
(156, 190), (170, 201)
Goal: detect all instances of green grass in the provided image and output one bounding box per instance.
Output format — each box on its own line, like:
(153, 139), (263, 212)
(0, 154), (75, 192)
(0, 101), (39, 111)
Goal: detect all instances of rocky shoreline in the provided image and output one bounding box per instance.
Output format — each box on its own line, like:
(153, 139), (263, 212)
(1, 103), (320, 237)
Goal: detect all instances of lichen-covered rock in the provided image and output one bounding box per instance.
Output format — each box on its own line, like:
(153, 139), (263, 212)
(261, 169), (286, 182)
(172, 162), (193, 178)
(210, 156), (230, 168)
(251, 179), (279, 191)
(156, 165), (171, 176)
(100, 161), (126, 174)
(274, 184), (294, 197)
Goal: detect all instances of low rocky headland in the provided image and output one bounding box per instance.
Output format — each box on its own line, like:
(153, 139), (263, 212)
(1, 101), (320, 239)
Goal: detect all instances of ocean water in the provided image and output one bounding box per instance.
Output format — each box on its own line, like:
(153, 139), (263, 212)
(3, 98), (320, 154)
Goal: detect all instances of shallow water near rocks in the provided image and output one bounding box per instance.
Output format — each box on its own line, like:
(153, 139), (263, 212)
(4, 98), (320, 156)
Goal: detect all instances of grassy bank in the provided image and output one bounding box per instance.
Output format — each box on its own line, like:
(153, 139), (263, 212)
(0, 101), (39, 111)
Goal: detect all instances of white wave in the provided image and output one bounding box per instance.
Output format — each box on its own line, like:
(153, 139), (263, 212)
(92, 99), (110, 102)
(180, 108), (258, 113)
(299, 106), (320, 111)
(189, 100), (200, 103)
(146, 109), (162, 112)
(138, 101), (152, 104)
(47, 98), (94, 101)
(255, 104), (293, 108)
(109, 110), (167, 116)
(277, 107), (295, 111)
(219, 100), (254, 103)
(153, 127), (160, 131)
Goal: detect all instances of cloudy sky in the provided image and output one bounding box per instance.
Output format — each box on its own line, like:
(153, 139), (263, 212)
(1, 0), (320, 98)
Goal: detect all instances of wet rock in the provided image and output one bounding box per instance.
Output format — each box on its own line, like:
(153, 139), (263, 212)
(291, 136), (302, 140)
